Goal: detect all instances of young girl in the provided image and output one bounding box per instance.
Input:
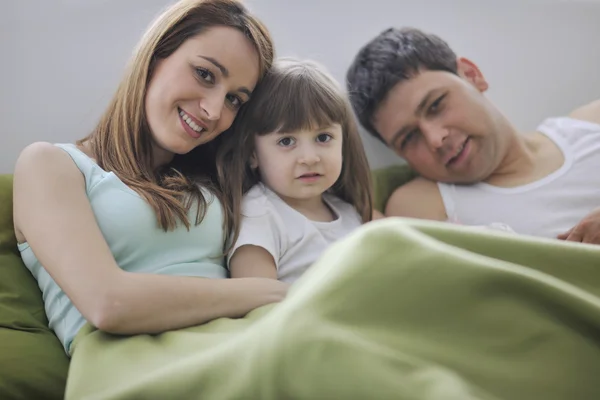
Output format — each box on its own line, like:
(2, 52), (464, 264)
(218, 58), (373, 283)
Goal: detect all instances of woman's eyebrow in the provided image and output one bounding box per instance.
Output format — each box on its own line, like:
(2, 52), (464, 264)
(198, 55), (228, 76)
(197, 55), (252, 97)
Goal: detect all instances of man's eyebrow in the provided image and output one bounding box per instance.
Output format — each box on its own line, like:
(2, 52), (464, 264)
(415, 89), (436, 117)
(390, 89), (436, 147)
(198, 55), (252, 98)
(390, 126), (410, 148)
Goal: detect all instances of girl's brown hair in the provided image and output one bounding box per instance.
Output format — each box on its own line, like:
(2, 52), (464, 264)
(78, 0), (274, 232)
(218, 58), (373, 249)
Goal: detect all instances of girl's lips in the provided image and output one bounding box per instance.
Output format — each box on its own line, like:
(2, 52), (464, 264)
(297, 173), (322, 183)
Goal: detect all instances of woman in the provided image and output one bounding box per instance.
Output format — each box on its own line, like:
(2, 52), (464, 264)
(12, 0), (287, 355)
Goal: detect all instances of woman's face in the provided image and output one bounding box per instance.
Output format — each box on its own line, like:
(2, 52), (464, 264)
(145, 26), (260, 166)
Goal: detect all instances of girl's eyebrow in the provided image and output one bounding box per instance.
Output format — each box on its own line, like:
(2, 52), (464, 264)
(313, 123), (339, 131)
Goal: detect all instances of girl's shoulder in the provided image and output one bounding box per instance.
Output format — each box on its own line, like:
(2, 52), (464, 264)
(323, 193), (361, 222)
(241, 183), (276, 218)
(323, 193), (353, 211)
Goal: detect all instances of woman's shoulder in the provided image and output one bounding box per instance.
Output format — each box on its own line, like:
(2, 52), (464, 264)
(18, 141), (64, 159)
(13, 143), (88, 243)
(16, 141), (106, 181)
(15, 142), (81, 177)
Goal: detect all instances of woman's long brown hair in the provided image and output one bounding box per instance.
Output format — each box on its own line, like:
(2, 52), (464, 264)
(217, 58), (374, 251)
(78, 0), (274, 232)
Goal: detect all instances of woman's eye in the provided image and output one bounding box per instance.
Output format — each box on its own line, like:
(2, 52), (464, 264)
(226, 94), (243, 109)
(195, 68), (215, 84)
(277, 137), (295, 147)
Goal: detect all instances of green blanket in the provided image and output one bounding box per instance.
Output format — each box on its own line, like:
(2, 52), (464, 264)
(66, 218), (600, 400)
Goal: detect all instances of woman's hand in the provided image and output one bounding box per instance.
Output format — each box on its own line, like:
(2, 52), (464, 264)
(241, 277), (290, 305)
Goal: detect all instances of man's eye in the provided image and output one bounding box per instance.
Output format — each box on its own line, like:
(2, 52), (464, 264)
(429, 94), (446, 114)
(401, 130), (418, 149)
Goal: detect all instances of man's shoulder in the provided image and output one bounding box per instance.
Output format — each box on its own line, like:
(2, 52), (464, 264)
(396, 176), (439, 192)
(568, 99), (600, 125)
(385, 177), (447, 221)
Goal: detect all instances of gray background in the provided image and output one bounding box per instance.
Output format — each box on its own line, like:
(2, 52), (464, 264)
(2, 0), (599, 172)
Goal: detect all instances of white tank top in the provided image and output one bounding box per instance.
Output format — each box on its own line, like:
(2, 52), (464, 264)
(437, 117), (600, 239)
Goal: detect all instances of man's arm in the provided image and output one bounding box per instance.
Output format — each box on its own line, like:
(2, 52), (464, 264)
(384, 177), (448, 221)
(557, 208), (600, 245)
(557, 100), (600, 244)
(569, 99), (600, 125)
(372, 209), (385, 220)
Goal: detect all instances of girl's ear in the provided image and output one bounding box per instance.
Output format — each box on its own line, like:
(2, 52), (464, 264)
(249, 152), (258, 169)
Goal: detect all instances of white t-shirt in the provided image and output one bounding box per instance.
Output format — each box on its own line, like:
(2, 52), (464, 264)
(228, 183), (362, 283)
(437, 117), (600, 239)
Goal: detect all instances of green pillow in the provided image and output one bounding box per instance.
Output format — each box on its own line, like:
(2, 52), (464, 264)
(371, 164), (418, 213)
(0, 174), (69, 400)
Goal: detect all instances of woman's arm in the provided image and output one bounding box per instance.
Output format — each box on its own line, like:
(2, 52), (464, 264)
(229, 245), (278, 280)
(13, 143), (287, 335)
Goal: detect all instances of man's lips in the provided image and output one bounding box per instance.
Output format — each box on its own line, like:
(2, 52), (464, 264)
(444, 137), (470, 166)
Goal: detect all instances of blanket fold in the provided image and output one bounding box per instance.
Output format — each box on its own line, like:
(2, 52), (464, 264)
(66, 218), (600, 400)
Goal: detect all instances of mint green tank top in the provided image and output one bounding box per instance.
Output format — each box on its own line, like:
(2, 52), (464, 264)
(18, 143), (227, 354)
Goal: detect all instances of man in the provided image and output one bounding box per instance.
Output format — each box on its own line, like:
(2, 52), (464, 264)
(347, 27), (600, 243)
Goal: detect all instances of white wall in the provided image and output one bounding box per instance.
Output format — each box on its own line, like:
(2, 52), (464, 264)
(1, 0), (599, 172)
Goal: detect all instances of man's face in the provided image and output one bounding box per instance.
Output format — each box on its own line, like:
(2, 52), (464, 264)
(372, 59), (506, 184)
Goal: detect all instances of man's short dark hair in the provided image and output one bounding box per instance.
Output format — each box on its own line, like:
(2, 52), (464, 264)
(346, 27), (458, 142)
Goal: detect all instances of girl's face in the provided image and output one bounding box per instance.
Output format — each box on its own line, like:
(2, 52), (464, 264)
(145, 26), (260, 167)
(252, 123), (344, 207)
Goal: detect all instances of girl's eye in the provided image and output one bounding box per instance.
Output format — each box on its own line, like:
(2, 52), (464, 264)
(195, 68), (215, 84)
(277, 137), (296, 147)
(317, 133), (332, 143)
